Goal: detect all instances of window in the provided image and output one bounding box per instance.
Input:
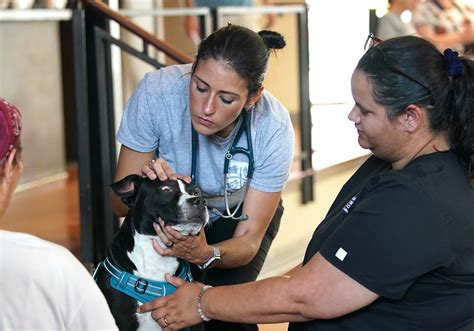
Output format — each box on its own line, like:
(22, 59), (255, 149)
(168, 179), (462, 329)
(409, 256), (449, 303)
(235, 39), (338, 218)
(307, 0), (382, 169)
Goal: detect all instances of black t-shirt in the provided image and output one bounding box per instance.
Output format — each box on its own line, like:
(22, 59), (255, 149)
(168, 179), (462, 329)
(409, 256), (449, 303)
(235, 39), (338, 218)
(289, 151), (474, 331)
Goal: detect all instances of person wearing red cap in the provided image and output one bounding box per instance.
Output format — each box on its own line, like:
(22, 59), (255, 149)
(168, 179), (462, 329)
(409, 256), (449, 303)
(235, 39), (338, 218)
(0, 98), (118, 330)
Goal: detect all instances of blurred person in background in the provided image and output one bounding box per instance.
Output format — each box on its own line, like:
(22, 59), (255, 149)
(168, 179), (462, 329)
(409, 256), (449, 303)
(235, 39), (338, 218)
(412, 0), (474, 53)
(377, 0), (420, 39)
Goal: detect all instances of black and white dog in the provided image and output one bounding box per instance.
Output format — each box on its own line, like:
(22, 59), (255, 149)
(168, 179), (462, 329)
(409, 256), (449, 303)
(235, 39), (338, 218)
(94, 174), (208, 330)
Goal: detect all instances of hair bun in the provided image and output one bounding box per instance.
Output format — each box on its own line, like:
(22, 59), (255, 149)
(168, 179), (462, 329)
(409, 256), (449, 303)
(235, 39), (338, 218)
(258, 30), (286, 50)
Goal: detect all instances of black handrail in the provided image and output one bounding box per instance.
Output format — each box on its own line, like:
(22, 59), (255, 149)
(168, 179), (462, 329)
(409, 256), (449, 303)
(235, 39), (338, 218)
(84, 0), (192, 64)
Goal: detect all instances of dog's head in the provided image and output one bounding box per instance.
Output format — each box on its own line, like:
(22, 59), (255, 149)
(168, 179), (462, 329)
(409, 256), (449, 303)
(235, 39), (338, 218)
(111, 175), (208, 236)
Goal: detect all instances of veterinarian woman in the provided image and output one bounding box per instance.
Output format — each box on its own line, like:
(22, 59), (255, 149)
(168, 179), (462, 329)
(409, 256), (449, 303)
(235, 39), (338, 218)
(0, 98), (118, 330)
(111, 24), (294, 331)
(138, 35), (474, 330)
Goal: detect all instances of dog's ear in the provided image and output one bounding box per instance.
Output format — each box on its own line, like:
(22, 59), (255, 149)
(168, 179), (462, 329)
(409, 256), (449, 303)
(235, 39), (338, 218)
(110, 174), (142, 207)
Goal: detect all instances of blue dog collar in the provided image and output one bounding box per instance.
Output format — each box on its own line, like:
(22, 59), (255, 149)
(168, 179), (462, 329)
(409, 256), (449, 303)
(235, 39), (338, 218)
(102, 257), (193, 304)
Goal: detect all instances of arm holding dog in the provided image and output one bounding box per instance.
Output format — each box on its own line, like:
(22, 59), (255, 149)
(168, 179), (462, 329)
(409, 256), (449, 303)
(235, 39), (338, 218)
(137, 157), (281, 268)
(113, 151), (281, 269)
(153, 188), (281, 268)
(138, 252), (378, 328)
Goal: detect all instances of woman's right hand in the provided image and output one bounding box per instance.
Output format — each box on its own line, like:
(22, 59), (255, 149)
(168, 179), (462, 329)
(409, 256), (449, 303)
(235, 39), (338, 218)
(141, 158), (191, 183)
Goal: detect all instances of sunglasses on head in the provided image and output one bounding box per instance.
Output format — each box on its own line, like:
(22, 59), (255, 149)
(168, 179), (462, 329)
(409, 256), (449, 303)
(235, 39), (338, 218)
(364, 33), (383, 51)
(363, 33), (433, 101)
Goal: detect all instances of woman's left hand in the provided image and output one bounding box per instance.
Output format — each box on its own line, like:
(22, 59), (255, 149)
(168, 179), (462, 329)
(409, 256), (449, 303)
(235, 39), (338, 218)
(152, 219), (212, 265)
(138, 274), (203, 329)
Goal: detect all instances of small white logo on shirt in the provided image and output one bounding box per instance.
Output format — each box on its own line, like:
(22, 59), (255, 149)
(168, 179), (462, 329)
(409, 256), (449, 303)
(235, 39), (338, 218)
(335, 247), (348, 261)
(342, 196), (357, 214)
(226, 159), (249, 190)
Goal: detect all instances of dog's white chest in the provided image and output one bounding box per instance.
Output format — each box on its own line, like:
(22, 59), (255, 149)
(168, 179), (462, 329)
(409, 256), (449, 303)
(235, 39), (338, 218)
(128, 232), (179, 330)
(128, 232), (179, 280)
(137, 312), (161, 331)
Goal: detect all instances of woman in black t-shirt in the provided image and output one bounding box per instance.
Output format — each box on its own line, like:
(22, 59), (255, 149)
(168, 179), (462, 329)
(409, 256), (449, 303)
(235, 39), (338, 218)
(137, 35), (474, 331)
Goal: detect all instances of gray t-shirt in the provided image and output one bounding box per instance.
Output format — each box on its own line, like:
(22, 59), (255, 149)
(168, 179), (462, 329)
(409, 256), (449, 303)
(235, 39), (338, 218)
(376, 11), (417, 40)
(117, 64), (294, 219)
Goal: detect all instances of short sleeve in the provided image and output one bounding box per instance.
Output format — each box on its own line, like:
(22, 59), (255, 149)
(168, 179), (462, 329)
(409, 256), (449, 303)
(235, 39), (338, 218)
(319, 173), (451, 300)
(250, 93), (295, 192)
(117, 73), (161, 152)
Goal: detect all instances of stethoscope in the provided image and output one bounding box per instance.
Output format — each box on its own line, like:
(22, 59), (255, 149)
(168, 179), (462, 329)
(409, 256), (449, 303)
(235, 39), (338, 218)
(191, 110), (254, 221)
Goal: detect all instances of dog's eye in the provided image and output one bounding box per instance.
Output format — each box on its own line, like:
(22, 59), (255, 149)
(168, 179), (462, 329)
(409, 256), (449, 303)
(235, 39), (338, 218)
(161, 186), (172, 192)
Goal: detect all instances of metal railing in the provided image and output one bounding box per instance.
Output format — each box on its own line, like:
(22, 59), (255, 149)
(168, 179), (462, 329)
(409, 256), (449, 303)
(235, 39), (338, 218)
(118, 7), (213, 38)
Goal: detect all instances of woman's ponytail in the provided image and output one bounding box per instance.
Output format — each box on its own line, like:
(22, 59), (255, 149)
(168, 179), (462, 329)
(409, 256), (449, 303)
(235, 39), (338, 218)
(447, 56), (474, 187)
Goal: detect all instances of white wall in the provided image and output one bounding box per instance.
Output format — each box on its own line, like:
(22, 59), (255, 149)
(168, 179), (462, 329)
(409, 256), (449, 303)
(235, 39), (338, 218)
(308, 0), (370, 104)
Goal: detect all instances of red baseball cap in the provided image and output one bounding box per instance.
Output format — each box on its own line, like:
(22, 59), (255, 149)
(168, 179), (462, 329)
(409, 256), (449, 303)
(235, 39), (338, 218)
(0, 98), (22, 162)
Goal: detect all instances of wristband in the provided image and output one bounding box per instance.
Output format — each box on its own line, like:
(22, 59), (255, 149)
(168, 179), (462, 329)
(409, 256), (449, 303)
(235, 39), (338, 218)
(197, 285), (212, 322)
